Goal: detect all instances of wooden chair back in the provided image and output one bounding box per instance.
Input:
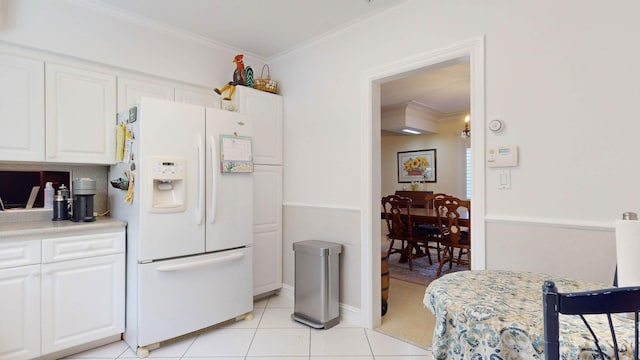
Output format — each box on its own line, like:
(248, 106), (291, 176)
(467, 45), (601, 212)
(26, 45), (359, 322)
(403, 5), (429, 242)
(543, 281), (640, 360)
(434, 196), (470, 247)
(424, 193), (449, 209)
(382, 195), (414, 238)
(382, 194), (432, 270)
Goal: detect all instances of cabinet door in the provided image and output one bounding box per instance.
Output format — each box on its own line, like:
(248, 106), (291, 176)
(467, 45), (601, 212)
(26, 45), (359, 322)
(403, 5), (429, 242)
(117, 76), (174, 113)
(0, 53), (45, 162)
(41, 254), (125, 354)
(175, 86), (218, 108)
(253, 164), (283, 295)
(0, 265), (40, 360)
(45, 63), (116, 164)
(235, 86), (283, 165)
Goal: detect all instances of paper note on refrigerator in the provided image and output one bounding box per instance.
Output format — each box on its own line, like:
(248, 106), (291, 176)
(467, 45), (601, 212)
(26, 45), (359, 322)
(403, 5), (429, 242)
(220, 135), (253, 173)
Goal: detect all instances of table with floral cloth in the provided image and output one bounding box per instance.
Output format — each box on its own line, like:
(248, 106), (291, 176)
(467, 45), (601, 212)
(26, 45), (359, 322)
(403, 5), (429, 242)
(424, 270), (637, 360)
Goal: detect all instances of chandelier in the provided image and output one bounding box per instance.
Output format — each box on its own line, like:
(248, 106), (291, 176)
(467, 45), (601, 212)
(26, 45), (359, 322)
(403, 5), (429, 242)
(460, 114), (470, 138)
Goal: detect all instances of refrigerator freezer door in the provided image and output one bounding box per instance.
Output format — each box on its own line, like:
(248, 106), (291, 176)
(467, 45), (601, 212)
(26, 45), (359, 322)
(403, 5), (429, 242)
(135, 248), (253, 347)
(205, 108), (253, 252)
(137, 98), (206, 261)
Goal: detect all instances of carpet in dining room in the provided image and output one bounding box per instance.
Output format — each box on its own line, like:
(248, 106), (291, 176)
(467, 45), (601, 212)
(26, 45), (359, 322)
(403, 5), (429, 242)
(386, 248), (468, 286)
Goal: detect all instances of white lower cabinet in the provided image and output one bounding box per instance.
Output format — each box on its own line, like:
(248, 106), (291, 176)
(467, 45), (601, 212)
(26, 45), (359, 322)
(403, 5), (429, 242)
(253, 165), (283, 295)
(0, 227), (125, 360)
(0, 264), (40, 360)
(41, 254), (125, 354)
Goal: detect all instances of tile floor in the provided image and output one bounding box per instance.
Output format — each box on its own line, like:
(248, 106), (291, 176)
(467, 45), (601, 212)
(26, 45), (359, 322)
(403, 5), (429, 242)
(64, 293), (433, 360)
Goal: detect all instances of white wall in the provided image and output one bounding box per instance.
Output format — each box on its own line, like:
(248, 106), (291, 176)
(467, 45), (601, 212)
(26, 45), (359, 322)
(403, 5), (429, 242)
(381, 120), (468, 198)
(273, 0), (640, 309)
(275, 0), (640, 219)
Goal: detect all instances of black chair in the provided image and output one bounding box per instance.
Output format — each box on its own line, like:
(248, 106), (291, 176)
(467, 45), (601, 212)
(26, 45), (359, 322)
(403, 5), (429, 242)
(542, 280), (640, 360)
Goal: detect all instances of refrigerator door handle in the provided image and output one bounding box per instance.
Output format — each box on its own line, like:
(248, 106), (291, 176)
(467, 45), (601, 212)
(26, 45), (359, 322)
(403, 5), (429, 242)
(209, 135), (217, 224)
(196, 134), (205, 225)
(156, 252), (244, 272)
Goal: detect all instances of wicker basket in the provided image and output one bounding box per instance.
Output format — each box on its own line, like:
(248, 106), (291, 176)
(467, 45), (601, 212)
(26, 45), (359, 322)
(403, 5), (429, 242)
(254, 65), (278, 94)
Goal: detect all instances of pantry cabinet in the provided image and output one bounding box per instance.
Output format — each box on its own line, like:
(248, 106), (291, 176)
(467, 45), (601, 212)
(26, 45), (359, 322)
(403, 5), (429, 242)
(234, 86), (283, 165)
(45, 63), (116, 164)
(0, 225), (125, 360)
(233, 86), (283, 296)
(0, 53), (45, 162)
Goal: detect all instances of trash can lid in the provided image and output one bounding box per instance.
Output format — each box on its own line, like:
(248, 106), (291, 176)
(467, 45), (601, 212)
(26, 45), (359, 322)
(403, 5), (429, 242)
(293, 240), (342, 256)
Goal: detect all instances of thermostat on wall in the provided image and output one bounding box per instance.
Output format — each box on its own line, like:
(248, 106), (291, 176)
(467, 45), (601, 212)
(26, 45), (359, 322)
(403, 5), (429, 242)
(489, 119), (504, 132)
(487, 145), (518, 167)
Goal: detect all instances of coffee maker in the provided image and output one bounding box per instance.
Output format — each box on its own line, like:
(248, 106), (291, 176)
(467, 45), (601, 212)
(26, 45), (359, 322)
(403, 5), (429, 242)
(71, 178), (96, 222)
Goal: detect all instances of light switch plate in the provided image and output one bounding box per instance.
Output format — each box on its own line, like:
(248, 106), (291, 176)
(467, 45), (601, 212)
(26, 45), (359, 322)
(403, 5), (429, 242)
(498, 169), (511, 190)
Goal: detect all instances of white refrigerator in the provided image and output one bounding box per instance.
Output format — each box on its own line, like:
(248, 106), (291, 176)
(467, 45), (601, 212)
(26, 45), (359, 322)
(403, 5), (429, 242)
(110, 98), (253, 357)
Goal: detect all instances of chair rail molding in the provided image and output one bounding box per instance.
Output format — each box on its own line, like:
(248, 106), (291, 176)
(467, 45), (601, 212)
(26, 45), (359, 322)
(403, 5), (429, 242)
(282, 202), (361, 212)
(484, 214), (614, 232)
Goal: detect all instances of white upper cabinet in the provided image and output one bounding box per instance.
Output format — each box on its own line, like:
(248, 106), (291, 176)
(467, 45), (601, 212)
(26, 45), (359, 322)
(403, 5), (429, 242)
(46, 63), (116, 164)
(175, 86), (218, 108)
(117, 76), (174, 113)
(234, 86), (283, 165)
(0, 53), (45, 162)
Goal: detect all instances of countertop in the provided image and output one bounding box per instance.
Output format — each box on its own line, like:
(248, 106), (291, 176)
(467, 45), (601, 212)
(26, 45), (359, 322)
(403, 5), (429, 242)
(0, 209), (126, 239)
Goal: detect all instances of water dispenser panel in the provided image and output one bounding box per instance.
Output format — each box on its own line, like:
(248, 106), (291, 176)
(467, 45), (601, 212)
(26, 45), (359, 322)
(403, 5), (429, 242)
(150, 157), (187, 213)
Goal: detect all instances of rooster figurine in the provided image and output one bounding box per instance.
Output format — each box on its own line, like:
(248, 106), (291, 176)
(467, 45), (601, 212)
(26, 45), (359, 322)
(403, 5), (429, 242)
(214, 54), (245, 101)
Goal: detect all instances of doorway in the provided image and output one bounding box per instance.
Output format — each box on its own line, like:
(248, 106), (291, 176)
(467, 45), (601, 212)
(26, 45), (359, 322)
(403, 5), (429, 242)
(361, 37), (486, 333)
(377, 62), (471, 346)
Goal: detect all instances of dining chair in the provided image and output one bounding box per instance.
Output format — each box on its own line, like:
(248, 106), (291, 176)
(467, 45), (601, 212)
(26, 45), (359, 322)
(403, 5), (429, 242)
(416, 193), (449, 262)
(424, 193), (449, 210)
(381, 195), (433, 270)
(542, 280), (640, 360)
(434, 196), (470, 277)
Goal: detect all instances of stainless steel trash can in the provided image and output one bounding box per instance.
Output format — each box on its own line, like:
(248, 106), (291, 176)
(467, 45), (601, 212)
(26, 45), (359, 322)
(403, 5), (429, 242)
(292, 240), (342, 329)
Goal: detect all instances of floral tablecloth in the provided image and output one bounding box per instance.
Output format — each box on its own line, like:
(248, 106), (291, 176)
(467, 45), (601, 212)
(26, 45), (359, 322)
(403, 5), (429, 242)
(424, 270), (636, 360)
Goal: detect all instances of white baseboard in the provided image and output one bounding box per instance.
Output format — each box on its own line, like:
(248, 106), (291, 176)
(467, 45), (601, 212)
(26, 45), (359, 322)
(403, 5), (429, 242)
(280, 283), (363, 327)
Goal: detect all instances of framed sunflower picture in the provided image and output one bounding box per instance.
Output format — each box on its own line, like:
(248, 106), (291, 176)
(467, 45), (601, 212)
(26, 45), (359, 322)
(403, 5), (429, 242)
(397, 149), (437, 183)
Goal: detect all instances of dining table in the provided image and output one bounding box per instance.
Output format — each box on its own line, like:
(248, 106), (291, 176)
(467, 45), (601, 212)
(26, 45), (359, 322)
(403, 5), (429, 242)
(381, 206), (470, 265)
(424, 270), (636, 360)
(380, 206), (470, 227)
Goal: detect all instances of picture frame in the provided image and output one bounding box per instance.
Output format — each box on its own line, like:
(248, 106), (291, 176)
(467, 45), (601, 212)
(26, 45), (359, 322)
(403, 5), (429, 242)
(397, 149), (437, 183)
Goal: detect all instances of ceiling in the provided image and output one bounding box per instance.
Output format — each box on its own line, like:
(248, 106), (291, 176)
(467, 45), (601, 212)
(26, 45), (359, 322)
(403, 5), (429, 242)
(89, 0), (469, 117)
(381, 62), (470, 113)
(90, 0), (407, 60)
